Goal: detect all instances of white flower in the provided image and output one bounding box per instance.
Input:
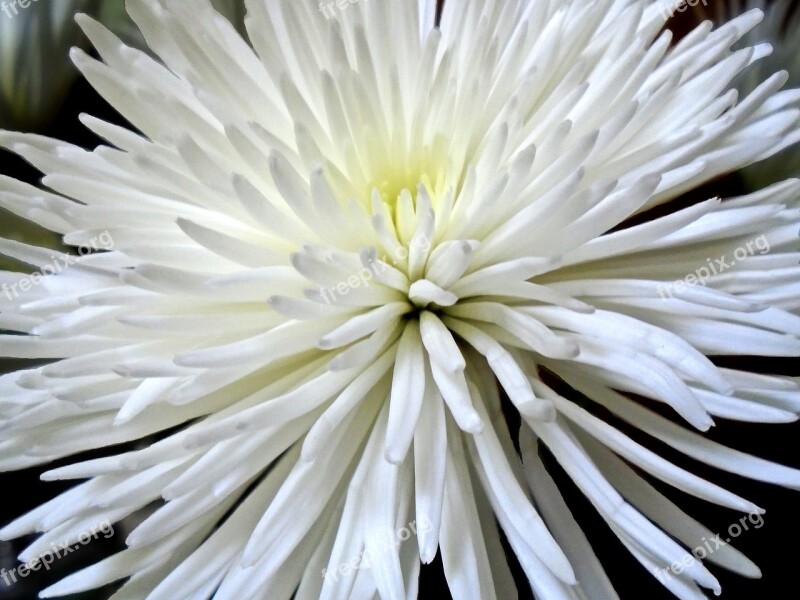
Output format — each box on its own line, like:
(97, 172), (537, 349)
(0, 0), (100, 130)
(0, 1), (799, 599)
(719, 0), (800, 187)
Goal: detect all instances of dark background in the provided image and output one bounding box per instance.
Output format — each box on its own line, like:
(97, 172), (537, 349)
(1, 1), (799, 599)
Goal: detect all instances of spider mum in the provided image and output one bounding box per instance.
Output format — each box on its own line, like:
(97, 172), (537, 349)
(1, 1), (800, 599)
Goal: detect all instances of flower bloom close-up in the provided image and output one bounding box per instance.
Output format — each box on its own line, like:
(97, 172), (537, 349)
(1, 0), (800, 598)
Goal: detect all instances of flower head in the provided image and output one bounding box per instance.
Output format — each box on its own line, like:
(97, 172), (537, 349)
(1, 1), (800, 598)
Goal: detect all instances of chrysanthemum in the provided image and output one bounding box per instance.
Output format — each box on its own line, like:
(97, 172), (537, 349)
(1, 1), (800, 598)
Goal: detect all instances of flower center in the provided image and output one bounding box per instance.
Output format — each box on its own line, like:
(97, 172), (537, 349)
(358, 136), (451, 210)
(368, 171), (440, 208)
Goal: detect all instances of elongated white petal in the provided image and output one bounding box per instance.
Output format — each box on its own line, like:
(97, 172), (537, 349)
(413, 364), (447, 564)
(385, 322), (426, 464)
